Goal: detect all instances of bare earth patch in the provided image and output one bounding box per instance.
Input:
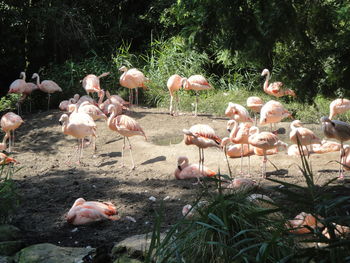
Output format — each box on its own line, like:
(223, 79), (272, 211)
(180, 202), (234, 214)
(7, 106), (348, 248)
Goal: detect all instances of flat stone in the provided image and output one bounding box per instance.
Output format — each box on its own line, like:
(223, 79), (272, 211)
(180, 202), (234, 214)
(0, 225), (21, 242)
(14, 243), (94, 263)
(0, 240), (24, 256)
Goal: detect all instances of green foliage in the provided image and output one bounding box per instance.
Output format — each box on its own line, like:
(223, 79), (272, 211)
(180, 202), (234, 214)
(0, 94), (20, 113)
(0, 163), (20, 223)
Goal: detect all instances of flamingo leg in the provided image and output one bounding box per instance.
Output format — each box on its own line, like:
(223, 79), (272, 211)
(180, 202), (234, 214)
(129, 89), (133, 106)
(194, 91), (198, 117)
(339, 142), (345, 180)
(248, 144), (251, 176)
(126, 137), (135, 170)
(7, 132), (11, 153)
(135, 88), (139, 105)
(120, 137), (126, 168)
(262, 152), (267, 178)
(169, 95), (174, 115)
(240, 144), (243, 175)
(176, 93), (180, 116)
(47, 94), (51, 110)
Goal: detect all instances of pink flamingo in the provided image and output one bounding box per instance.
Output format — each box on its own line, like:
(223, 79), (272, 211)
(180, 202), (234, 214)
(0, 112), (23, 152)
(183, 124), (221, 172)
(174, 156), (216, 180)
(99, 90), (128, 115)
(82, 72), (110, 97)
(167, 74), (185, 116)
(66, 198), (119, 225)
(119, 66), (148, 105)
(226, 178), (256, 191)
(182, 75), (212, 116)
(287, 144), (310, 157)
(225, 102), (253, 123)
(311, 140), (341, 154)
(32, 73), (62, 110)
(329, 98), (350, 119)
(0, 153), (18, 165)
(254, 142), (287, 156)
(227, 120), (253, 175)
(73, 94), (96, 106)
(107, 104), (147, 170)
(8, 72), (28, 114)
(59, 98), (76, 111)
(59, 112), (96, 164)
(261, 69), (296, 98)
(289, 120), (321, 155)
(246, 96), (264, 125)
(77, 101), (107, 121)
(17, 82), (39, 112)
(221, 137), (252, 158)
(248, 126), (287, 178)
(260, 100), (293, 130)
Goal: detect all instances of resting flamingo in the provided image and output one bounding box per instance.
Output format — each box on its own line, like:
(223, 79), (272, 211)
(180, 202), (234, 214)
(182, 75), (212, 116)
(227, 120), (253, 175)
(246, 96), (264, 125)
(261, 69), (295, 98)
(119, 66), (148, 105)
(311, 140), (341, 154)
(221, 137), (252, 158)
(183, 124), (221, 173)
(82, 72), (110, 97)
(260, 100), (292, 130)
(59, 112), (96, 164)
(167, 74), (185, 116)
(107, 104), (147, 170)
(32, 73), (62, 110)
(174, 156), (216, 181)
(59, 98), (76, 111)
(66, 198), (119, 225)
(0, 153), (18, 165)
(287, 144), (311, 157)
(0, 112), (24, 152)
(329, 98), (350, 120)
(248, 126), (288, 178)
(225, 102), (253, 123)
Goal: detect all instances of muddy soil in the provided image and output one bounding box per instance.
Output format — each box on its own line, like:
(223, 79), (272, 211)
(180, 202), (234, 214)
(5, 106), (349, 248)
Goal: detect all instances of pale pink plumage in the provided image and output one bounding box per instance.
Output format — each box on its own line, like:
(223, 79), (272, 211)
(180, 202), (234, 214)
(32, 73), (62, 110)
(246, 96), (264, 113)
(174, 156), (216, 179)
(66, 198), (118, 225)
(287, 144), (312, 156)
(78, 101), (107, 121)
(329, 98), (350, 120)
(261, 69), (296, 98)
(226, 178), (256, 190)
(0, 112), (23, 152)
(8, 72), (27, 94)
(82, 72), (110, 95)
(311, 140), (341, 154)
(289, 120), (321, 155)
(259, 100), (292, 128)
(225, 102), (253, 123)
(167, 74), (185, 116)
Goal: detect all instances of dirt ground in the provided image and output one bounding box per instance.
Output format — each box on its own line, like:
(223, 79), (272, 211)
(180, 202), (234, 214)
(5, 106), (349, 249)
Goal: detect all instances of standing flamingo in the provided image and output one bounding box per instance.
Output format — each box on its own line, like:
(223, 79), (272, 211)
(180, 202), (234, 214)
(248, 126), (287, 178)
(183, 124), (221, 174)
(107, 104), (147, 170)
(182, 75), (212, 116)
(77, 101), (107, 121)
(225, 102), (253, 123)
(289, 120), (321, 156)
(59, 112), (96, 164)
(17, 82), (39, 113)
(167, 74), (185, 116)
(261, 69), (296, 98)
(66, 198), (119, 225)
(227, 120), (253, 175)
(119, 66), (148, 105)
(246, 96), (264, 125)
(0, 112), (23, 152)
(8, 72), (28, 114)
(320, 116), (350, 179)
(32, 73), (62, 110)
(329, 98), (350, 120)
(174, 156), (216, 180)
(82, 72), (110, 97)
(260, 100), (293, 130)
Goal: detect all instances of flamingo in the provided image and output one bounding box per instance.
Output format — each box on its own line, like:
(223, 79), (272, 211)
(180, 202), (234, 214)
(167, 74), (185, 116)
(66, 198), (119, 225)
(59, 113), (96, 164)
(221, 138), (252, 158)
(119, 66), (148, 105)
(227, 120), (253, 175)
(289, 120), (321, 156)
(248, 126), (287, 178)
(59, 98), (76, 111)
(174, 156), (216, 181)
(99, 90), (128, 115)
(183, 124), (221, 173)
(311, 140), (341, 154)
(329, 98), (350, 120)
(260, 100), (292, 130)
(182, 75), (212, 116)
(226, 178), (257, 191)
(320, 116), (350, 179)
(0, 153), (18, 165)
(287, 212), (323, 234)
(77, 101), (107, 121)
(8, 72), (28, 114)
(246, 96), (264, 125)
(261, 69), (296, 98)
(287, 144), (311, 156)
(32, 73), (62, 110)
(0, 112), (24, 152)
(225, 102), (253, 123)
(254, 142), (287, 156)
(82, 72), (110, 97)
(107, 104), (147, 170)
(17, 82), (39, 113)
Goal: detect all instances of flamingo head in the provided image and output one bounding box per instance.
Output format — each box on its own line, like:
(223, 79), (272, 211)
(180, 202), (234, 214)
(59, 114), (69, 125)
(31, 73), (39, 79)
(119, 66), (128, 72)
(20, 72), (26, 80)
(261, 69), (270, 77)
(181, 78), (189, 90)
(226, 120), (236, 132)
(290, 120), (302, 129)
(107, 104), (116, 115)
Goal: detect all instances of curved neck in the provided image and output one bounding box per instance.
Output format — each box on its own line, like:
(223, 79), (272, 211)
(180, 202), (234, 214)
(21, 72), (26, 80)
(229, 121), (239, 137)
(178, 157), (189, 169)
(263, 72), (270, 91)
(107, 107), (116, 129)
(98, 90), (105, 105)
(34, 74), (40, 86)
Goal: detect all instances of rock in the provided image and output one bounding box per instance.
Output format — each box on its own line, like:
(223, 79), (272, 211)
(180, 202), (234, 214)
(14, 243), (94, 263)
(112, 233), (165, 258)
(0, 225), (22, 242)
(113, 255), (142, 263)
(0, 240), (24, 256)
(0, 255), (12, 263)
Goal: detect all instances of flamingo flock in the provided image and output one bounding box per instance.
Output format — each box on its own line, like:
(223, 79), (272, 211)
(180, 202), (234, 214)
(3, 67), (350, 225)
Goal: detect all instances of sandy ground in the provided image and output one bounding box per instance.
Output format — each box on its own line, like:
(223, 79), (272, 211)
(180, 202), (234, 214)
(5, 106), (348, 248)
